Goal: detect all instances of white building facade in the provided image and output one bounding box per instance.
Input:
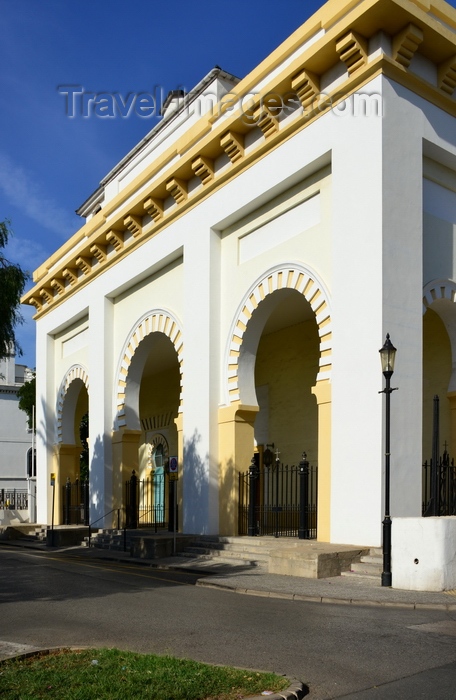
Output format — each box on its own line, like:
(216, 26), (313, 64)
(0, 353), (35, 521)
(24, 0), (456, 546)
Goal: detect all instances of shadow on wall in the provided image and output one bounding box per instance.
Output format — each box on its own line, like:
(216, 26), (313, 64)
(183, 434), (253, 536)
(183, 429), (214, 534)
(88, 432), (116, 528)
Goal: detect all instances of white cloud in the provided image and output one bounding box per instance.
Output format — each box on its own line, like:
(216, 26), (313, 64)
(4, 236), (51, 275)
(0, 151), (76, 237)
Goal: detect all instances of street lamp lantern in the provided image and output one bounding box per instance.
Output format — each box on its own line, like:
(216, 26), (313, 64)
(379, 333), (397, 374)
(379, 333), (398, 587)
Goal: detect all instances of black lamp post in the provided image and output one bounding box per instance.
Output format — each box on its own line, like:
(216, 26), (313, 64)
(379, 333), (397, 587)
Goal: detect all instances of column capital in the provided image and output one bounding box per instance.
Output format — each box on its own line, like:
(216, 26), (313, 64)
(312, 379), (331, 405)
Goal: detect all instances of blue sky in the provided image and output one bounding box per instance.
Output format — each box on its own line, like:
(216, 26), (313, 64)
(1, 0), (455, 369)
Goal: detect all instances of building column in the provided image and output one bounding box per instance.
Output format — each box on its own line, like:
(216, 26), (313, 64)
(88, 296), (114, 526)
(218, 403), (259, 535)
(36, 326), (55, 525)
(182, 227), (220, 534)
(311, 380), (331, 542)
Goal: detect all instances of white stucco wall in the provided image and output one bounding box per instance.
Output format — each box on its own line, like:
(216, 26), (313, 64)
(393, 517), (456, 591)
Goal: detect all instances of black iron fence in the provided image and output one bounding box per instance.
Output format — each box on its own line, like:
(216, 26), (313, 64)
(422, 395), (456, 517)
(238, 455), (317, 538)
(422, 451), (456, 516)
(0, 489), (28, 510)
(62, 479), (89, 525)
(125, 470), (177, 531)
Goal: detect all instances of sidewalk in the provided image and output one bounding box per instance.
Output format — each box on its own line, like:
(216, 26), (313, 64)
(2, 538), (455, 610)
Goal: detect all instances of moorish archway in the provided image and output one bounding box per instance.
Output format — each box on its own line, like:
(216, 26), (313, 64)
(112, 309), (183, 528)
(54, 364), (90, 523)
(423, 279), (456, 459)
(56, 364), (89, 443)
(224, 264), (332, 405)
(114, 309), (183, 430)
(219, 263), (332, 540)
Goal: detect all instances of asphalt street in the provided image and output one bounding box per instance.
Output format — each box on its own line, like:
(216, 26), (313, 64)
(1, 546), (455, 699)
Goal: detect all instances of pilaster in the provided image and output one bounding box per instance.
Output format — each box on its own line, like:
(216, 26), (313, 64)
(218, 403), (259, 535)
(311, 381), (331, 542)
(182, 226), (220, 534)
(88, 296), (115, 526)
(111, 428), (142, 519)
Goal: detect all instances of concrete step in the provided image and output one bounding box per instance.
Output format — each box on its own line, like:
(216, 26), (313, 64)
(341, 548), (383, 580)
(177, 552), (264, 568)
(192, 535), (284, 550)
(78, 531), (373, 580)
(342, 570), (381, 580)
(179, 546), (269, 564)
(360, 554), (383, 565)
(183, 543), (270, 558)
(180, 537), (371, 579)
(83, 535), (132, 550)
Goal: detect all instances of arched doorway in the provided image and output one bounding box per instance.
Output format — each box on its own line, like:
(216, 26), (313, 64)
(114, 314), (182, 529)
(422, 281), (456, 458)
(423, 307), (452, 459)
(219, 264), (332, 539)
(253, 288), (319, 466)
(55, 365), (89, 524)
(422, 280), (456, 516)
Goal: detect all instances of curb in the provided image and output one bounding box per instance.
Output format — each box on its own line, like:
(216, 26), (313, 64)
(4, 544), (454, 611)
(0, 647), (306, 699)
(195, 579), (456, 611)
(247, 681), (306, 700)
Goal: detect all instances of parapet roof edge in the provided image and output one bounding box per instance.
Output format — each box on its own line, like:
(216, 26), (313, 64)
(75, 66), (240, 216)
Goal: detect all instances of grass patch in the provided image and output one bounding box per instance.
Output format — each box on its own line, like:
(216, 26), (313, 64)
(0, 647), (288, 700)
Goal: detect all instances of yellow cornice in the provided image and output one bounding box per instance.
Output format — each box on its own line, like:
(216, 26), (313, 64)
(23, 0), (456, 318)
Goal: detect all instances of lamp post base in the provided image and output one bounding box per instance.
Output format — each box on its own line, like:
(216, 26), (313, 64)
(382, 515), (392, 587)
(381, 571), (392, 587)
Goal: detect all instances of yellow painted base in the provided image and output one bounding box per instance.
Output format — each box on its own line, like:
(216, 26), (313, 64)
(218, 403), (259, 536)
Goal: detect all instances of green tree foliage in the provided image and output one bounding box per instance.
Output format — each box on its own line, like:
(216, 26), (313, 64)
(0, 219), (28, 359)
(17, 375), (36, 429)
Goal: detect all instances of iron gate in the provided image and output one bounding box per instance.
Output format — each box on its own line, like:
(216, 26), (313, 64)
(125, 470), (177, 530)
(238, 455), (317, 538)
(62, 479), (89, 525)
(422, 451), (456, 516)
(422, 395), (456, 516)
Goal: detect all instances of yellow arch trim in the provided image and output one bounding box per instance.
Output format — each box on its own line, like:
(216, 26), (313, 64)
(115, 310), (183, 428)
(226, 265), (332, 404)
(56, 364), (89, 443)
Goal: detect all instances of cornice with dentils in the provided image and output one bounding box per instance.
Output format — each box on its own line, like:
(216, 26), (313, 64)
(23, 0), (456, 319)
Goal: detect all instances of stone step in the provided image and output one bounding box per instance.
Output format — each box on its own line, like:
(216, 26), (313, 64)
(341, 554), (383, 579)
(360, 554), (383, 565)
(183, 542), (272, 557)
(83, 535), (132, 549)
(342, 569), (381, 580)
(351, 561), (382, 574)
(179, 546), (269, 563)
(191, 535), (285, 549)
(177, 552), (263, 568)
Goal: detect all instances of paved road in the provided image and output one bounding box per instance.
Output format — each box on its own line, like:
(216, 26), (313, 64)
(1, 547), (456, 699)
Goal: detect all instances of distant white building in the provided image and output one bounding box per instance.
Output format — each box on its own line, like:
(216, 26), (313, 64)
(0, 353), (35, 522)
